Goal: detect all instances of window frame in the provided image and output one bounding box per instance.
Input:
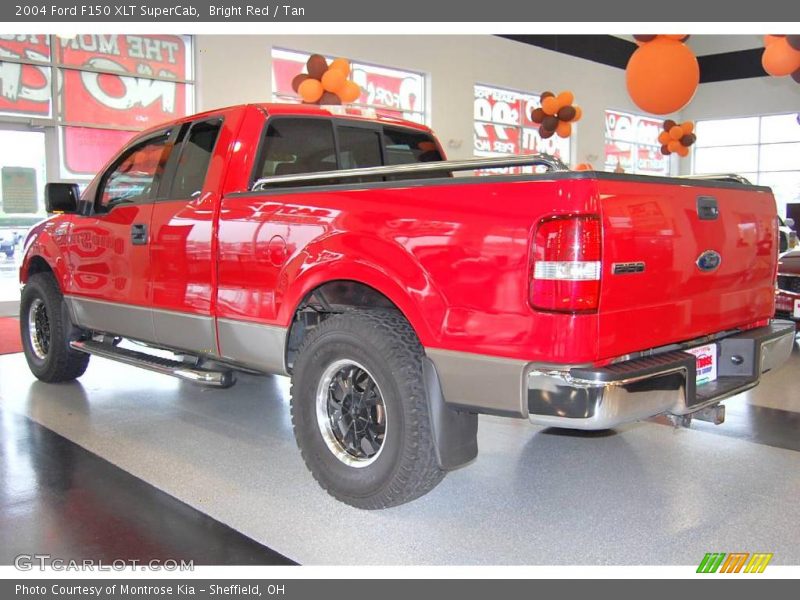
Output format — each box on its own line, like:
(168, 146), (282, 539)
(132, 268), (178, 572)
(250, 116), (444, 189)
(94, 128), (174, 213)
(603, 108), (671, 176)
(270, 47), (429, 126)
(158, 116), (224, 201)
(692, 113), (800, 176)
(691, 112), (800, 217)
(0, 34), (195, 187)
(473, 82), (572, 167)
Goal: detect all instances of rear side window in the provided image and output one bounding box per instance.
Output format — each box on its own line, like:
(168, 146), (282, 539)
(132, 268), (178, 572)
(98, 135), (169, 210)
(169, 120), (222, 199)
(383, 127), (442, 165)
(337, 126), (382, 170)
(255, 118), (337, 182)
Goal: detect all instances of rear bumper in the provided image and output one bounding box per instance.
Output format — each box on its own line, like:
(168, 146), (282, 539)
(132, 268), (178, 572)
(427, 321), (797, 430)
(525, 321), (796, 429)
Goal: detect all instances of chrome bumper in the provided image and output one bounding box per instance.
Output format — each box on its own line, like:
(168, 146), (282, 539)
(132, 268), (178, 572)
(525, 321), (796, 430)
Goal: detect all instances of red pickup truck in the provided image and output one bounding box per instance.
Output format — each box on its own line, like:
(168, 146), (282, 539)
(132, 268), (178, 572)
(19, 104), (796, 508)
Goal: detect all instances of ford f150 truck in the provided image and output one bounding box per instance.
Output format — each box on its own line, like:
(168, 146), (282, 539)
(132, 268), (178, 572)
(19, 104), (796, 508)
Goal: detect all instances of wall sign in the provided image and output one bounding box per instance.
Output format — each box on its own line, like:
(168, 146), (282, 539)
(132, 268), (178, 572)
(272, 48), (426, 124)
(1, 166), (38, 213)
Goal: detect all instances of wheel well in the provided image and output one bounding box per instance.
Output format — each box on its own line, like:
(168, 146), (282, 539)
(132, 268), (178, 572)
(285, 280), (404, 371)
(23, 256), (53, 283)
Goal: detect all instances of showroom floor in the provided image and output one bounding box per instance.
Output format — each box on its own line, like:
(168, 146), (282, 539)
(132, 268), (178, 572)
(1, 337), (799, 565)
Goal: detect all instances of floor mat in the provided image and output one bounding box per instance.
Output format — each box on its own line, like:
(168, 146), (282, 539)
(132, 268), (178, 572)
(0, 318), (22, 355)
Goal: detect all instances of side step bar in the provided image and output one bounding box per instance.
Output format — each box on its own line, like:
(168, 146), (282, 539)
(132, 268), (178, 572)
(70, 340), (235, 388)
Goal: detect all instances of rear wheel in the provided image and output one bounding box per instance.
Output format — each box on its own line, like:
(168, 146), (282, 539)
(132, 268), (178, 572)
(20, 272), (90, 382)
(290, 310), (445, 509)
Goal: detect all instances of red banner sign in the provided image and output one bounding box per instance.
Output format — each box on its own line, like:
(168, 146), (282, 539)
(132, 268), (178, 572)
(59, 34), (188, 129)
(272, 49), (425, 123)
(473, 85), (569, 162)
(0, 35), (52, 117)
(604, 110), (669, 175)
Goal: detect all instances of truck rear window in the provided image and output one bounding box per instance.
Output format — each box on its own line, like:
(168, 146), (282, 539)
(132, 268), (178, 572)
(254, 117), (444, 188)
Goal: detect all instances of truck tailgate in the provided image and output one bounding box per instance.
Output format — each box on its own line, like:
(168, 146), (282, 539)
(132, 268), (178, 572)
(596, 178), (777, 359)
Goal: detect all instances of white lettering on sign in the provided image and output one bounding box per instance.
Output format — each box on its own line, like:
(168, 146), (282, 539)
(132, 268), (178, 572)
(0, 46), (50, 103)
(80, 57), (176, 112)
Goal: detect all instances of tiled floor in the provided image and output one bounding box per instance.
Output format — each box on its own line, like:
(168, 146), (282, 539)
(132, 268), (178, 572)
(1, 338), (798, 565)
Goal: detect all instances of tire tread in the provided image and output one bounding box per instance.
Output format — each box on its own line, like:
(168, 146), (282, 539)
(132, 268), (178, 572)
(290, 309), (444, 509)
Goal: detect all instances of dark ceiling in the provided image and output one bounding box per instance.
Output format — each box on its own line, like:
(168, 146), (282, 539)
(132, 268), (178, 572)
(498, 35), (767, 83)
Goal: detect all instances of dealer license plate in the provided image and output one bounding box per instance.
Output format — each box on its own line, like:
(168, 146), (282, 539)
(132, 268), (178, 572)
(794, 299), (800, 319)
(686, 343), (718, 386)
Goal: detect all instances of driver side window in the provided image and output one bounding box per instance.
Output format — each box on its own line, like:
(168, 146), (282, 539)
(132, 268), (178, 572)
(98, 135), (169, 210)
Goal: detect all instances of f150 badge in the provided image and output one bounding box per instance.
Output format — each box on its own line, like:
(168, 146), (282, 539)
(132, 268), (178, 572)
(696, 250), (722, 272)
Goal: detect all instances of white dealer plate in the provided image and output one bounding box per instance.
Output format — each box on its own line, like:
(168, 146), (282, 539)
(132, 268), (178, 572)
(794, 299), (800, 319)
(686, 343), (718, 386)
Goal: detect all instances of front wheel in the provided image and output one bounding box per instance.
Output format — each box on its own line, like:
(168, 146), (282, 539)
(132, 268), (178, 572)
(20, 272), (90, 382)
(290, 310), (445, 509)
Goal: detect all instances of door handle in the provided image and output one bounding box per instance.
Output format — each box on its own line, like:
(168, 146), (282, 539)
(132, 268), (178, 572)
(131, 223), (148, 245)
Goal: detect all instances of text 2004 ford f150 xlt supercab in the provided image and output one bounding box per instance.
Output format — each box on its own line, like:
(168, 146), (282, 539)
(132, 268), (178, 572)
(19, 104), (796, 508)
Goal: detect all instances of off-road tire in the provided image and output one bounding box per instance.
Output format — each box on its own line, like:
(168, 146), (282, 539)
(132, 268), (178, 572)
(290, 309), (445, 509)
(20, 272), (90, 382)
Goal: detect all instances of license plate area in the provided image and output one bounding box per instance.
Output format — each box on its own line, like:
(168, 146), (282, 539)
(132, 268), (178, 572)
(686, 343), (718, 386)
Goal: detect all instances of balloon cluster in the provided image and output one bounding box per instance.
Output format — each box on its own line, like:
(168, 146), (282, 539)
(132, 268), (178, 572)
(291, 54), (362, 105)
(657, 120), (696, 157)
(530, 91), (582, 139)
(626, 35), (699, 115)
(762, 35), (800, 84)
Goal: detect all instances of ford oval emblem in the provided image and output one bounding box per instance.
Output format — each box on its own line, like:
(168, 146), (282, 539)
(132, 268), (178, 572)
(696, 250), (722, 272)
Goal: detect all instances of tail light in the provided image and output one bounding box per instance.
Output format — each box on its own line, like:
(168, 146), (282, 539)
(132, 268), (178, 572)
(530, 215), (601, 312)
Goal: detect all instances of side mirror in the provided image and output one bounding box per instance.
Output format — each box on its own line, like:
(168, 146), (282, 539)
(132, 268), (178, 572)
(785, 218), (795, 229)
(45, 183), (80, 214)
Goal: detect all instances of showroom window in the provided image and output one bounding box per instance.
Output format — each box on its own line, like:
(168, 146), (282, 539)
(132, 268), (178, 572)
(271, 48), (427, 125)
(0, 35), (194, 187)
(604, 109), (670, 176)
(692, 113), (800, 218)
(473, 84), (571, 172)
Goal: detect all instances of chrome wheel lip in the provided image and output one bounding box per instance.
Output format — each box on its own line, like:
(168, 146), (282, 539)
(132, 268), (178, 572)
(315, 358), (387, 469)
(27, 297), (49, 361)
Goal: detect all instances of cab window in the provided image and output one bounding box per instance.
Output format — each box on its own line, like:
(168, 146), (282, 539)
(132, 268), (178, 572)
(255, 118), (337, 183)
(98, 135), (169, 210)
(168, 119), (223, 199)
(382, 127), (443, 165)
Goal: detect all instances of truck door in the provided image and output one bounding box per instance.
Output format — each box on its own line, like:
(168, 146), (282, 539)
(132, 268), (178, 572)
(67, 130), (173, 343)
(148, 117), (225, 354)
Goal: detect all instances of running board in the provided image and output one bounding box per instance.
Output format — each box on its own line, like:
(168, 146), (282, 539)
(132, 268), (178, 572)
(70, 340), (235, 388)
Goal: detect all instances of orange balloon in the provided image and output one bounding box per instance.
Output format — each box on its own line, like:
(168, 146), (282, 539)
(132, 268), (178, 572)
(541, 96), (559, 116)
(669, 125), (683, 140)
(298, 78), (324, 103)
(658, 131), (671, 145)
(329, 58), (351, 76)
(667, 139), (681, 153)
(676, 145), (690, 157)
(626, 37), (699, 114)
(556, 121), (572, 138)
(338, 80), (361, 103)
(764, 34), (785, 47)
(575, 162), (594, 171)
(555, 91), (574, 109)
(321, 68), (346, 93)
(762, 39), (800, 76)
(571, 105), (582, 122)
(663, 34), (687, 40)
(680, 121), (694, 134)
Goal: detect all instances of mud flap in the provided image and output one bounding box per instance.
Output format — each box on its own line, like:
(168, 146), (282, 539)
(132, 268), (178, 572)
(423, 357), (478, 470)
